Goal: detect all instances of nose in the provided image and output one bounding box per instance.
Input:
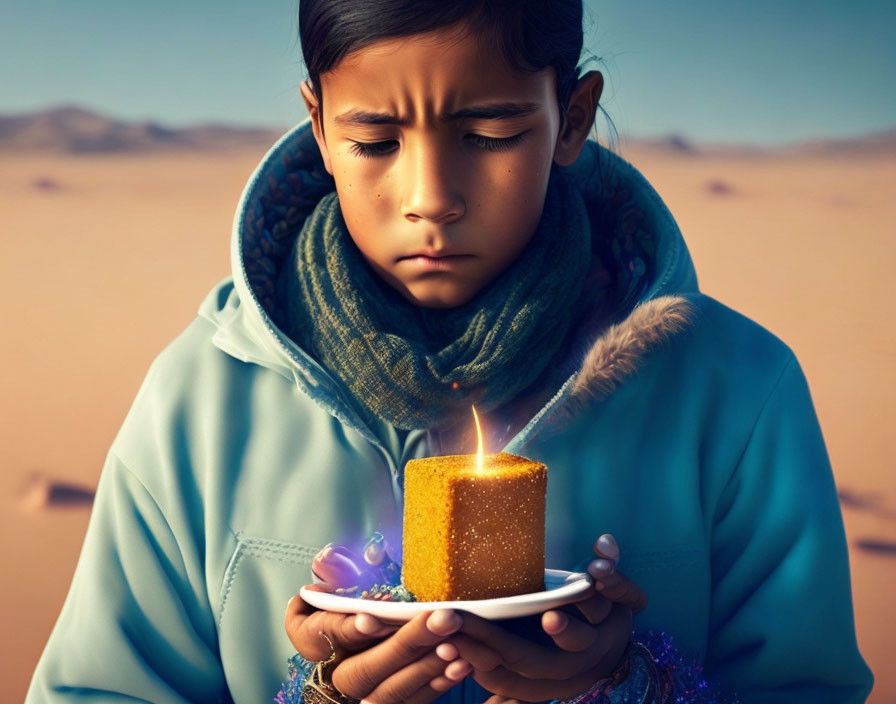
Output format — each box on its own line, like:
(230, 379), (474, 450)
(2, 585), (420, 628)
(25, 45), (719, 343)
(400, 137), (465, 225)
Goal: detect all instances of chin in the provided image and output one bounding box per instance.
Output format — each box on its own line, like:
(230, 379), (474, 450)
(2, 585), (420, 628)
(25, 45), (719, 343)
(403, 285), (478, 310)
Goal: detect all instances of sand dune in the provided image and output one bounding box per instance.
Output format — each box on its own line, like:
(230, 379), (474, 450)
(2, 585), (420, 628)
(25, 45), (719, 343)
(17, 474), (95, 512)
(839, 488), (896, 521)
(855, 539), (896, 556)
(1, 128), (893, 700)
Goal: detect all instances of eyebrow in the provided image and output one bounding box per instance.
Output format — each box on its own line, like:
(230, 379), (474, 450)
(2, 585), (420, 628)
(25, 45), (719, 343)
(333, 101), (541, 127)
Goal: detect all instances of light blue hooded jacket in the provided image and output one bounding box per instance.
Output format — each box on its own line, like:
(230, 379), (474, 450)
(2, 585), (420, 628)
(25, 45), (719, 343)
(27, 118), (873, 703)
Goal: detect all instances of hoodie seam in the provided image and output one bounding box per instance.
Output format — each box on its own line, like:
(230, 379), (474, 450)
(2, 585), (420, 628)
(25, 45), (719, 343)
(218, 531), (245, 630)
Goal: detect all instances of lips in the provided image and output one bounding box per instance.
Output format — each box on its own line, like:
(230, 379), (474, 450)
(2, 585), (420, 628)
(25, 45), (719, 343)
(398, 254), (473, 272)
(398, 250), (465, 261)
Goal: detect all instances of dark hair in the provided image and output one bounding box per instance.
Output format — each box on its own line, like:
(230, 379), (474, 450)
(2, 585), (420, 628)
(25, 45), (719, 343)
(298, 0), (613, 144)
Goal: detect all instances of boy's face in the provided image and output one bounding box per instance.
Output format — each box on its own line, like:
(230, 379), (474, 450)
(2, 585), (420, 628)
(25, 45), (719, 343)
(301, 22), (601, 309)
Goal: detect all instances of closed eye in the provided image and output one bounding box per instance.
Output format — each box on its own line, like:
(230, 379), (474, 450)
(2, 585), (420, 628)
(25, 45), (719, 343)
(466, 132), (527, 152)
(348, 132), (527, 159)
(348, 140), (398, 159)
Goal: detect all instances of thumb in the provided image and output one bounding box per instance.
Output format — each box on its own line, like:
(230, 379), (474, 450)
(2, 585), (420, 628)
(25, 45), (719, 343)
(589, 534), (648, 613)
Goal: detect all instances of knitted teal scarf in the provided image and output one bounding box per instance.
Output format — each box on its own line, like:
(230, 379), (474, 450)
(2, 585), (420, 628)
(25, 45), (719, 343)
(275, 167), (592, 432)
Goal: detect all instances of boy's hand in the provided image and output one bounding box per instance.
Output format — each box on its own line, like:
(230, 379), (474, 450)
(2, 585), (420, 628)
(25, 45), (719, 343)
(447, 534), (648, 702)
(285, 584), (399, 661)
(285, 587), (472, 703)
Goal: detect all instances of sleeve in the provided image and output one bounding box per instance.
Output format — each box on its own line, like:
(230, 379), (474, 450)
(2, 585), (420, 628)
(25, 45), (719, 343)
(703, 353), (873, 702)
(552, 353), (874, 704)
(25, 449), (232, 703)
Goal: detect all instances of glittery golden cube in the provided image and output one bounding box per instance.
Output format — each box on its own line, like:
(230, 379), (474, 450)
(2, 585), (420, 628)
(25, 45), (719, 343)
(402, 451), (546, 601)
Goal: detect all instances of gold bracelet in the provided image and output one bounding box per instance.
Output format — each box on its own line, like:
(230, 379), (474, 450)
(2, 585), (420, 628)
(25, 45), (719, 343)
(300, 633), (361, 704)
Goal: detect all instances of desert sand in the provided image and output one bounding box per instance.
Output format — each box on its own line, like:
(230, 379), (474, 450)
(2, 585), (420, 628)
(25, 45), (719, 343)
(1, 140), (893, 701)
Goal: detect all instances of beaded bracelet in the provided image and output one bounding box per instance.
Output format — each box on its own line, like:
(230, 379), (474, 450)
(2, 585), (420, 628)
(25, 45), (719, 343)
(563, 631), (739, 704)
(563, 639), (674, 704)
(273, 652), (314, 704)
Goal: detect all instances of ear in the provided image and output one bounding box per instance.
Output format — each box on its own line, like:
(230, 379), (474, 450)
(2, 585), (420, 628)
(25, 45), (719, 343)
(300, 80), (334, 175)
(553, 71), (604, 167)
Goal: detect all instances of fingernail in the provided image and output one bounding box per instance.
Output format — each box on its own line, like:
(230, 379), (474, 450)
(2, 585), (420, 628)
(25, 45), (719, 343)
(597, 534), (620, 561)
(287, 595), (296, 609)
(427, 609), (461, 635)
(543, 610), (568, 635)
(588, 558), (615, 579)
(436, 642), (458, 661)
(355, 613), (380, 635)
(444, 659), (471, 681)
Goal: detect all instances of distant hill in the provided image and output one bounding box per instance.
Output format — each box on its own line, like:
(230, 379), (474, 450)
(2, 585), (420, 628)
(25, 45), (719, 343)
(623, 134), (702, 155)
(781, 128), (896, 157)
(623, 129), (896, 158)
(1, 105), (893, 157)
(0, 105), (285, 153)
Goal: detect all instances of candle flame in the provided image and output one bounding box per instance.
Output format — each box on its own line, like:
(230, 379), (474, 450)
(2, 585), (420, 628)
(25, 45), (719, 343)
(471, 405), (484, 472)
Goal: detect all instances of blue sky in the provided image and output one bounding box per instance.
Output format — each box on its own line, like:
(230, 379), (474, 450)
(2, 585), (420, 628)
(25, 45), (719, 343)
(1, 0), (893, 145)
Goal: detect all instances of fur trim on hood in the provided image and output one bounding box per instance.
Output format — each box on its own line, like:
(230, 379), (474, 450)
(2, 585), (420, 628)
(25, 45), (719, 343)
(571, 295), (697, 407)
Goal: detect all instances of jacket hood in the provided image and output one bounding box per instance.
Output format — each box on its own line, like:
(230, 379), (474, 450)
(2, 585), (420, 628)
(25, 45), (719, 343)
(199, 117), (701, 450)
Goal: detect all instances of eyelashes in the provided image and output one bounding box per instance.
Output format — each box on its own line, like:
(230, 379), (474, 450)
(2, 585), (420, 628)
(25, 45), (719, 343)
(348, 132), (527, 159)
(348, 140), (396, 158)
(467, 132), (526, 152)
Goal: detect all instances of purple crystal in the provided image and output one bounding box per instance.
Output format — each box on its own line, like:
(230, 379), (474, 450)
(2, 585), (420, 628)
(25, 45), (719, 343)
(311, 534), (405, 594)
(311, 544), (378, 591)
(363, 532), (389, 566)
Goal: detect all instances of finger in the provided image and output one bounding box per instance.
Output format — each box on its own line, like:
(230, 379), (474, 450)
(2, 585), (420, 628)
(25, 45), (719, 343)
(446, 633), (503, 672)
(458, 612), (594, 680)
(291, 609), (389, 660)
(429, 655), (474, 693)
(566, 591), (613, 625)
(593, 534), (620, 562)
(586, 563), (649, 613)
(589, 534), (619, 588)
(431, 651), (473, 696)
(362, 650), (464, 704)
(541, 610), (598, 652)
(356, 612), (402, 639)
(444, 657), (473, 682)
(428, 676), (455, 693)
(473, 662), (604, 703)
(284, 593), (326, 657)
(332, 610), (461, 699)
(482, 697), (524, 704)
(286, 590), (398, 657)
(285, 590), (325, 622)
(435, 642), (458, 662)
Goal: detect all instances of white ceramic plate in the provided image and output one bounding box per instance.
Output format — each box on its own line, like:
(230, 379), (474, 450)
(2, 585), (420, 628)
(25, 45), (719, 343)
(300, 569), (592, 622)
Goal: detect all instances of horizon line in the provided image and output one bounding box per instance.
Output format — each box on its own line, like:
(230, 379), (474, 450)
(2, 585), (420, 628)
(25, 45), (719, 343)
(2, 101), (895, 152)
